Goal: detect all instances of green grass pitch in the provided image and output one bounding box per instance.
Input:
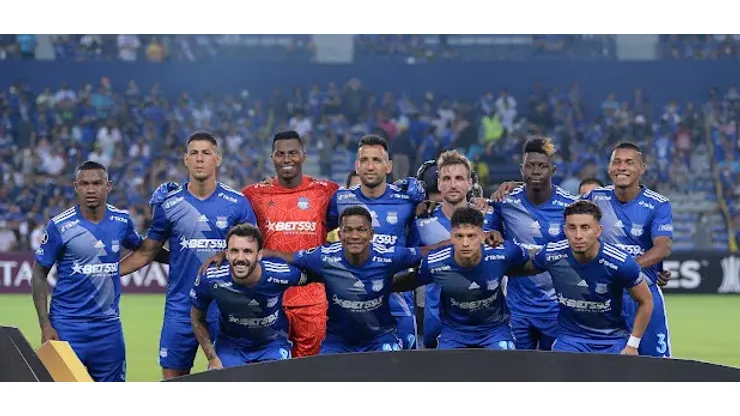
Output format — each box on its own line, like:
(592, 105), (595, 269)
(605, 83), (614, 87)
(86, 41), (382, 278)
(1, 294), (738, 381)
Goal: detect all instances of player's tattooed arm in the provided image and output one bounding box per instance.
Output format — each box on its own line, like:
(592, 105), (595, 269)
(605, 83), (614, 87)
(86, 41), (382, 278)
(120, 238), (165, 276)
(505, 249), (542, 276)
(635, 236), (672, 269)
(392, 269), (421, 292)
(31, 263), (59, 343)
(190, 306), (221, 366)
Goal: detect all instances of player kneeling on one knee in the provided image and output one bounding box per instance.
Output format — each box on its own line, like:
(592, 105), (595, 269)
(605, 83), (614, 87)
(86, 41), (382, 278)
(507, 201), (653, 355)
(262, 206), (450, 355)
(394, 207), (531, 350)
(191, 224), (313, 369)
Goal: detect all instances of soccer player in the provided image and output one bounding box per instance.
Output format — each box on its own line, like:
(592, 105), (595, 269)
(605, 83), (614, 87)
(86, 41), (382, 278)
(30, 161), (164, 382)
(408, 151), (500, 349)
(579, 178), (604, 196)
(120, 131), (257, 379)
(326, 135), (426, 350)
(580, 142), (674, 357)
(191, 224), (311, 369)
(264, 206), (446, 354)
(489, 137), (579, 351)
(396, 207), (530, 350)
(509, 200), (653, 355)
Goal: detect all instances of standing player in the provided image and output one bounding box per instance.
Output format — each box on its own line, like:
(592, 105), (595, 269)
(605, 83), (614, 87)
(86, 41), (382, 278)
(264, 206), (446, 354)
(408, 151), (500, 349)
(489, 137), (579, 351)
(326, 135), (425, 350)
(396, 207), (530, 350)
(581, 142), (674, 357)
(579, 178), (604, 195)
(190, 224), (311, 369)
(509, 201), (654, 355)
(30, 161), (164, 382)
(120, 131), (257, 379)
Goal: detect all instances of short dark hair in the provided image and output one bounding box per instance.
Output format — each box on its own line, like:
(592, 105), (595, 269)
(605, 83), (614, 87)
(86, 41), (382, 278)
(187, 131), (218, 147)
(358, 134), (388, 152)
(346, 171), (359, 188)
(339, 205), (373, 226)
(272, 130), (304, 149)
(564, 200), (602, 222)
(523, 135), (556, 159)
(76, 160), (108, 179)
(579, 177), (604, 190)
(613, 141), (643, 154)
(451, 207), (484, 229)
(225, 224), (264, 251)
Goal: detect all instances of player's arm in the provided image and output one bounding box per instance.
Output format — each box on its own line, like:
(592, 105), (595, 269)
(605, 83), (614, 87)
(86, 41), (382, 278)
(190, 274), (222, 369)
(636, 202), (674, 269)
(31, 223), (63, 343)
(326, 191), (340, 230)
(506, 248), (545, 276)
(264, 246), (323, 277)
(261, 249), (300, 265)
(489, 181), (524, 202)
(621, 259), (654, 356)
(123, 216), (170, 265)
(392, 269), (420, 292)
(120, 238), (165, 276)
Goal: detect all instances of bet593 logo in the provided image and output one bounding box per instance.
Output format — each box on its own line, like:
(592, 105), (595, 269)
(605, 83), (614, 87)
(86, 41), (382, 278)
(372, 234), (398, 246)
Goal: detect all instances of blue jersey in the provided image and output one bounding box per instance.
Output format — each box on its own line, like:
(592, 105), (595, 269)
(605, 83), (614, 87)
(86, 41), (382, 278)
(148, 182), (257, 322)
(35, 205), (143, 321)
(532, 240), (643, 340)
(408, 204), (497, 246)
(190, 259), (307, 348)
(292, 243), (423, 344)
(417, 242), (530, 331)
(491, 185), (579, 317)
(328, 184), (418, 317)
(581, 186), (673, 285)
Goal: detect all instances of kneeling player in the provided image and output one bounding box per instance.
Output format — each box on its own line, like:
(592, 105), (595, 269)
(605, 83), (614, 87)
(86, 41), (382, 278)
(190, 224), (310, 369)
(264, 206), (447, 355)
(510, 201), (653, 355)
(396, 207), (529, 350)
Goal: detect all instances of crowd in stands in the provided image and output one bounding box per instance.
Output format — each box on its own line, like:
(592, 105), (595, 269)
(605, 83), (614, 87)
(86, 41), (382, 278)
(659, 35), (740, 60)
(0, 72), (737, 253)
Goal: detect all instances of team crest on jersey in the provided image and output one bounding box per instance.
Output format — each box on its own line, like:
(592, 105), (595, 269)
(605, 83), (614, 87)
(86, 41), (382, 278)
(266, 296), (279, 308)
(386, 211), (398, 225)
(548, 223), (561, 237)
(297, 197), (310, 210)
(487, 280), (499, 291)
(630, 224), (644, 237)
(111, 240), (120, 253)
(216, 216), (228, 229)
(372, 279), (384, 292)
(595, 283), (608, 294)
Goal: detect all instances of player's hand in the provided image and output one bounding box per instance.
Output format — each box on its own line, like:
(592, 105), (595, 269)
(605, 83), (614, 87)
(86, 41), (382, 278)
(415, 201), (438, 218)
(469, 197), (489, 213)
(483, 230), (504, 247)
(197, 251), (227, 276)
(657, 269), (671, 287)
(490, 181), (522, 203)
(149, 182), (180, 207)
(40, 323), (59, 344)
(261, 176), (275, 185)
(208, 357), (224, 370)
(398, 177), (427, 204)
(620, 346), (639, 356)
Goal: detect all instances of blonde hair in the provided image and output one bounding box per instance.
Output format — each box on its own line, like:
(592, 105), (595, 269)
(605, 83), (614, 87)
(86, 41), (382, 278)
(437, 150), (473, 178)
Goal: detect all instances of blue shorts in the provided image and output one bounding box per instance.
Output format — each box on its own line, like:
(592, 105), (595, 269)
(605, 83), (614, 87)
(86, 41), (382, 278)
(215, 338), (292, 368)
(622, 285), (671, 357)
(159, 319), (219, 371)
(320, 332), (401, 355)
(437, 324), (515, 350)
(52, 318), (126, 382)
(510, 314), (558, 351)
(553, 335), (626, 354)
(423, 284), (442, 349)
(396, 315), (418, 350)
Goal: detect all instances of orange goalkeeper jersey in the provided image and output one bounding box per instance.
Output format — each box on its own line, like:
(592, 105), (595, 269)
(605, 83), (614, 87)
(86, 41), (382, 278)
(242, 176), (339, 307)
